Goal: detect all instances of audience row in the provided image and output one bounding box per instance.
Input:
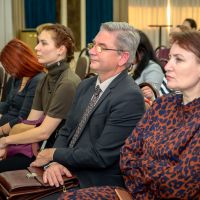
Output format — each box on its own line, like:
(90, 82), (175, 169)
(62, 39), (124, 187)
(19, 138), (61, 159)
(0, 21), (199, 200)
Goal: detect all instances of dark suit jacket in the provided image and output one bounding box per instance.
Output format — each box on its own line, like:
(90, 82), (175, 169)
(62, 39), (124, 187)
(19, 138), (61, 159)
(53, 70), (145, 188)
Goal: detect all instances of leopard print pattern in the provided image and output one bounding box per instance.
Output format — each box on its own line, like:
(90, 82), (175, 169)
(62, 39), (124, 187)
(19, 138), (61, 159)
(120, 94), (200, 199)
(59, 186), (118, 200)
(59, 94), (200, 200)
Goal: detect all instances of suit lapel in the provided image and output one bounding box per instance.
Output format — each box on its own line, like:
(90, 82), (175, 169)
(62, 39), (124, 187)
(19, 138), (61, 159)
(78, 70), (128, 132)
(68, 70), (129, 146)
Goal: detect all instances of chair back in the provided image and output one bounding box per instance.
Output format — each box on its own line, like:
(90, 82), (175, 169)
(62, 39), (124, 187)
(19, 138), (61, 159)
(0, 64), (9, 101)
(139, 82), (158, 110)
(155, 45), (170, 69)
(75, 48), (90, 80)
(1, 75), (12, 101)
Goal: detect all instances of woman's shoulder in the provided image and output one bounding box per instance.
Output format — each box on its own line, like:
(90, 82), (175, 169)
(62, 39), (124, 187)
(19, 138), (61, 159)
(153, 93), (180, 107)
(148, 60), (163, 70)
(30, 72), (46, 82)
(27, 72), (46, 88)
(60, 68), (80, 83)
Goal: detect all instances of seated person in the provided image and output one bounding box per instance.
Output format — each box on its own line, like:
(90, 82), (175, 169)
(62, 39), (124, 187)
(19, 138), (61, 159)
(182, 18), (197, 30)
(130, 29), (164, 97)
(0, 24), (80, 172)
(61, 30), (200, 200)
(0, 39), (45, 135)
(145, 25), (190, 99)
(172, 24), (190, 33)
(30, 22), (145, 200)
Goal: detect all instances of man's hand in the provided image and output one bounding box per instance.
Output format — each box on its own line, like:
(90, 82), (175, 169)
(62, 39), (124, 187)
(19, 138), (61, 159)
(30, 148), (56, 167)
(43, 162), (72, 187)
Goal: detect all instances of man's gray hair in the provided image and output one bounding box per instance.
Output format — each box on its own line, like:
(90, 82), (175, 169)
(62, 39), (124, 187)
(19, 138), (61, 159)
(100, 22), (140, 68)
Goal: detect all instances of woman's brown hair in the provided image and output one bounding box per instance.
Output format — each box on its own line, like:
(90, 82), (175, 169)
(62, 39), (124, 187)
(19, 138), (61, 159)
(0, 39), (44, 78)
(39, 24), (75, 63)
(170, 30), (200, 62)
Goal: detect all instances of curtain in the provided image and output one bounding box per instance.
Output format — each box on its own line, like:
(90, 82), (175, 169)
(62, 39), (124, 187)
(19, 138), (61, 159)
(113, 0), (128, 22)
(0, 0), (13, 50)
(86, 0), (113, 45)
(170, 0), (200, 27)
(128, 0), (169, 49)
(24, 0), (56, 28)
(128, 0), (200, 49)
(12, 0), (25, 37)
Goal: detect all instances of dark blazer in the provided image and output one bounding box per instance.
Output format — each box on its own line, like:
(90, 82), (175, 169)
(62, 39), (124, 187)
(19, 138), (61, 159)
(53, 70), (145, 188)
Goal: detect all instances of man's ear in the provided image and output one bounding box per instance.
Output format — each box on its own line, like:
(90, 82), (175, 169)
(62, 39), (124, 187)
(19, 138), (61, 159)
(118, 52), (130, 66)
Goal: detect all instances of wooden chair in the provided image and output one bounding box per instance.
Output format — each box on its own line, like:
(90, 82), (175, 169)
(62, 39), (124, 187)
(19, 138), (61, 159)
(139, 82), (158, 110)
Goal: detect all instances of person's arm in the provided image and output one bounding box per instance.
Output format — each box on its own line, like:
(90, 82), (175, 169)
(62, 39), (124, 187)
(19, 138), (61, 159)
(53, 89), (145, 170)
(156, 135), (199, 199)
(0, 78), (14, 136)
(120, 105), (200, 199)
(0, 108), (46, 137)
(0, 102), (9, 115)
(143, 62), (164, 91)
(0, 74), (44, 137)
(0, 123), (11, 137)
(2, 115), (61, 145)
(8, 74), (45, 128)
(31, 86), (145, 187)
(0, 75), (79, 147)
(0, 109), (61, 148)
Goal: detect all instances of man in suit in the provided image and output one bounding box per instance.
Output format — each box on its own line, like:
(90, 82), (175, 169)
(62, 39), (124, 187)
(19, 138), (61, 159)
(31, 22), (145, 198)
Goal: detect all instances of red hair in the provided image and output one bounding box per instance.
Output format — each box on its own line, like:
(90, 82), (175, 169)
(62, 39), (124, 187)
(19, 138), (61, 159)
(0, 39), (44, 78)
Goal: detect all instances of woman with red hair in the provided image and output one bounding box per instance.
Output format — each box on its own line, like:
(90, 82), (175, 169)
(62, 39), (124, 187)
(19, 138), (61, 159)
(0, 38), (45, 134)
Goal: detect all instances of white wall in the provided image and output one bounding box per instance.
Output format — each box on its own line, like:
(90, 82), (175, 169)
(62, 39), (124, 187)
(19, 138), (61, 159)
(0, 0), (13, 50)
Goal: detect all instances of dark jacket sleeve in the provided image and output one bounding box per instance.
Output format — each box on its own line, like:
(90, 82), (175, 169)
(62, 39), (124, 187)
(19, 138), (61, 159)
(53, 79), (145, 171)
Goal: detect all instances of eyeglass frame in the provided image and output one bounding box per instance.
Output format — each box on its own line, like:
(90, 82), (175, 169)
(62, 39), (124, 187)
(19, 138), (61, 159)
(87, 42), (128, 53)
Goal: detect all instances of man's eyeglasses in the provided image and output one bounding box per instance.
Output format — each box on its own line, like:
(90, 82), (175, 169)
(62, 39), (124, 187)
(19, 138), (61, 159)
(87, 43), (126, 53)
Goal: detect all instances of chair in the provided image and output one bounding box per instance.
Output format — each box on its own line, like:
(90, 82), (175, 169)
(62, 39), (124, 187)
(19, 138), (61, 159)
(155, 45), (170, 69)
(0, 65), (5, 97)
(139, 82), (158, 110)
(0, 64), (10, 101)
(1, 75), (12, 102)
(75, 48), (90, 80)
(75, 56), (90, 80)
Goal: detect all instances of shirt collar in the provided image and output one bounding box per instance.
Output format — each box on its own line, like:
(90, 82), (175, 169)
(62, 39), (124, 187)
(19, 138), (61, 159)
(96, 73), (120, 93)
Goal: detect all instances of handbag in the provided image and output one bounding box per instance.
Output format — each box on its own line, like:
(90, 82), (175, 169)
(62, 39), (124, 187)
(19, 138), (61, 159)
(6, 116), (45, 158)
(0, 167), (79, 200)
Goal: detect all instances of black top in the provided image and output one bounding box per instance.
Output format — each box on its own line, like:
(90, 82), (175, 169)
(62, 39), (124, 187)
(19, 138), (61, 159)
(0, 72), (45, 127)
